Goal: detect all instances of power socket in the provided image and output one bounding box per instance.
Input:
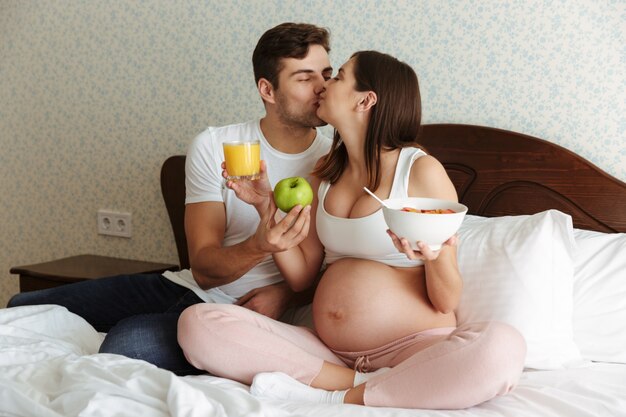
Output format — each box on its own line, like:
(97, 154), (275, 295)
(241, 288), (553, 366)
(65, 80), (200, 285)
(97, 209), (132, 238)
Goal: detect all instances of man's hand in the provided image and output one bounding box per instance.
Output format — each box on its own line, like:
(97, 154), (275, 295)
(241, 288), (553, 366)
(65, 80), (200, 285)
(223, 160), (273, 213)
(235, 281), (293, 320)
(252, 198), (311, 253)
(224, 158), (311, 254)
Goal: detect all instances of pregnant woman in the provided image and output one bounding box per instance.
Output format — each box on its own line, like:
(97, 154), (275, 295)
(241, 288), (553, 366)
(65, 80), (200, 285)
(177, 51), (526, 409)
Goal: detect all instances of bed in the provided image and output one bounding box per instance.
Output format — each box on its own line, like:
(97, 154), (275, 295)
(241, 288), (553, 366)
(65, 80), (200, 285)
(1, 124), (625, 417)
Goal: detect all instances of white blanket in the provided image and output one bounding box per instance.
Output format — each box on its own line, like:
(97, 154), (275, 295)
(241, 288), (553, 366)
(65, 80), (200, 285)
(1, 305), (625, 417)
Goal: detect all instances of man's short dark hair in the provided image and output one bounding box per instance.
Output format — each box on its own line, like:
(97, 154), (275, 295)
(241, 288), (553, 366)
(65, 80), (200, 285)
(252, 23), (330, 90)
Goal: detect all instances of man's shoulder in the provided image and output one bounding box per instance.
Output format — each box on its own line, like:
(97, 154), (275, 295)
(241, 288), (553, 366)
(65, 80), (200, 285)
(189, 120), (260, 154)
(201, 119), (260, 138)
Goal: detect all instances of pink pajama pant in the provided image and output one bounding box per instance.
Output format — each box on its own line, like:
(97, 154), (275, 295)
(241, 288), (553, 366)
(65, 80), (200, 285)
(177, 303), (526, 409)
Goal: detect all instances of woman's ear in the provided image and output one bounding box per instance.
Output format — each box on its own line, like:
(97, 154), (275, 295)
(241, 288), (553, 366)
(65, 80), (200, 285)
(258, 78), (276, 104)
(356, 91), (377, 112)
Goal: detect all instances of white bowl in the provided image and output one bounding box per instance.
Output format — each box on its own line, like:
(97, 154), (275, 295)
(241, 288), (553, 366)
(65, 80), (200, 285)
(382, 197), (468, 251)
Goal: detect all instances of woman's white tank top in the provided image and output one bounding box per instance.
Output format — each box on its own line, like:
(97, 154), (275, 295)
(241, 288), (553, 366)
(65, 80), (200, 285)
(316, 147), (426, 267)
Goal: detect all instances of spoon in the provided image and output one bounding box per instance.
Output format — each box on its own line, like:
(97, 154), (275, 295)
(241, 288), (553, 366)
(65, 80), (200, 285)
(363, 187), (391, 209)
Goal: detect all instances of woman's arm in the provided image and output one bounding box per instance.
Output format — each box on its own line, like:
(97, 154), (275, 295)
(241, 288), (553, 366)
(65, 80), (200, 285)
(406, 154), (463, 313)
(420, 237), (462, 313)
(272, 174), (325, 292)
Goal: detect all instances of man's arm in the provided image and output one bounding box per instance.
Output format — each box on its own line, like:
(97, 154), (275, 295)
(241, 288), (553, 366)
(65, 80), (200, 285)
(185, 201), (296, 319)
(184, 201), (268, 290)
(184, 198), (314, 290)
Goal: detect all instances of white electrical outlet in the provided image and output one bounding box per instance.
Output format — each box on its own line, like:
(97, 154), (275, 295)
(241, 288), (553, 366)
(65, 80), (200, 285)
(97, 209), (132, 238)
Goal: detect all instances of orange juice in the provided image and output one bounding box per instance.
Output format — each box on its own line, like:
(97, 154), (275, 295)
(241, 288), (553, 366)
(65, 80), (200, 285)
(223, 141), (260, 180)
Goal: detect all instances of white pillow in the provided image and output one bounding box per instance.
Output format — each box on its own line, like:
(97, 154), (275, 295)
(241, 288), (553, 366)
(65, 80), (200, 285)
(455, 210), (585, 370)
(572, 228), (626, 363)
(0, 304), (103, 359)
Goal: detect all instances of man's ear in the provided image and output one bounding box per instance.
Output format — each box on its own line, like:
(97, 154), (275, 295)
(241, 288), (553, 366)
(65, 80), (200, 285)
(258, 78), (276, 104)
(357, 91), (377, 112)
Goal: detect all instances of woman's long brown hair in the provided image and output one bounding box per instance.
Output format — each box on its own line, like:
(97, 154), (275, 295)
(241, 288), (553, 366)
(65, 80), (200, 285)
(312, 51), (423, 190)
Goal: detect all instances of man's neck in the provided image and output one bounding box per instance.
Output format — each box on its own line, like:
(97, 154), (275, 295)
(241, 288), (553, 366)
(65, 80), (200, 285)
(260, 116), (317, 154)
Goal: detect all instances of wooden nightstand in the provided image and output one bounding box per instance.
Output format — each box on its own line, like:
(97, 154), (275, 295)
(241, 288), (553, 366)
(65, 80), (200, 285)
(10, 254), (179, 293)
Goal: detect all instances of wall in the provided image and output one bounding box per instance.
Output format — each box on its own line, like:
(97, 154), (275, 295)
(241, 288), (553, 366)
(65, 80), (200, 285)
(1, 0), (624, 306)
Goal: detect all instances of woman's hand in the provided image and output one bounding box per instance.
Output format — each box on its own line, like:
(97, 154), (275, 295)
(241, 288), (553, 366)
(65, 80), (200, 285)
(387, 230), (458, 262)
(235, 281), (293, 320)
(223, 160), (273, 213)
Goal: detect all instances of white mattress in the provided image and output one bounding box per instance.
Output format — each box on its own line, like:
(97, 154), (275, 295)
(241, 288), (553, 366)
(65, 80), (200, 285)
(1, 305), (625, 417)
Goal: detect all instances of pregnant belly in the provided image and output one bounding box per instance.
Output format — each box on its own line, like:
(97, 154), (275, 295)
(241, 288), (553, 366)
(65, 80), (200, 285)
(312, 258), (456, 352)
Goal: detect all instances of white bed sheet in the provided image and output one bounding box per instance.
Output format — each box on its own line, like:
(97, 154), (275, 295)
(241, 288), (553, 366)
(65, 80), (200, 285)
(1, 305), (624, 417)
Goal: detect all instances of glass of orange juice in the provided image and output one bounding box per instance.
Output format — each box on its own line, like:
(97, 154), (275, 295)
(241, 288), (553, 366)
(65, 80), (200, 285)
(223, 140), (261, 181)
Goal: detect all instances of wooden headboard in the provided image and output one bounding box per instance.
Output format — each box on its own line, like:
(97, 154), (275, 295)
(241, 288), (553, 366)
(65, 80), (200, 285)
(419, 124), (626, 233)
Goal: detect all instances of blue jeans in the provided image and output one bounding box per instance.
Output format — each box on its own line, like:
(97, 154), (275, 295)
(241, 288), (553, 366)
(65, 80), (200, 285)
(7, 273), (204, 375)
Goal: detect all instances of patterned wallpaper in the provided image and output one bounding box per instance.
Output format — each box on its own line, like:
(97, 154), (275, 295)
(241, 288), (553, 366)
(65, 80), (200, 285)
(1, 0), (624, 306)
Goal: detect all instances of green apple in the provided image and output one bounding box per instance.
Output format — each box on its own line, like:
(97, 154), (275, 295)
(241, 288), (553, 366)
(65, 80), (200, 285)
(273, 176), (314, 212)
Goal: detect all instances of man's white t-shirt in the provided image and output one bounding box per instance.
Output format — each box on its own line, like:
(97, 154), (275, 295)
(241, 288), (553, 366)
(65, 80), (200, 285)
(162, 119), (331, 304)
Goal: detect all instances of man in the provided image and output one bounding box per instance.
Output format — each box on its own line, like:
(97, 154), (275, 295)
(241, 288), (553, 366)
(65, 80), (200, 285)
(8, 22), (333, 375)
